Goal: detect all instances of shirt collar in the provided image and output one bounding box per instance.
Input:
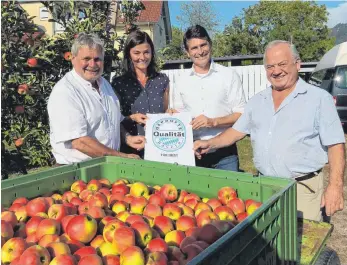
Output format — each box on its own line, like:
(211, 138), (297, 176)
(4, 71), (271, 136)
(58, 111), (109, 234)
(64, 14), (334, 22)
(71, 69), (103, 88)
(262, 77), (307, 99)
(189, 60), (218, 76)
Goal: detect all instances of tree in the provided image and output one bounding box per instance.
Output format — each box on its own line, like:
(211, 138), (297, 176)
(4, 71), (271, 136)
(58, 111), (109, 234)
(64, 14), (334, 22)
(176, 2), (219, 34)
(1, 1), (143, 177)
(159, 27), (185, 60)
(213, 1), (335, 61)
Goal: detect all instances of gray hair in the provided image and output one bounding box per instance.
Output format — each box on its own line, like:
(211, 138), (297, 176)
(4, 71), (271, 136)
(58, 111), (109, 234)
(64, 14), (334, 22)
(71, 33), (105, 59)
(263, 40), (300, 65)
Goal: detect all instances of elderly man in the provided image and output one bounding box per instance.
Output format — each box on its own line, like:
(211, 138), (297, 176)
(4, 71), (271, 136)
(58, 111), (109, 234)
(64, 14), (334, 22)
(48, 33), (145, 165)
(170, 25), (246, 171)
(194, 40), (345, 221)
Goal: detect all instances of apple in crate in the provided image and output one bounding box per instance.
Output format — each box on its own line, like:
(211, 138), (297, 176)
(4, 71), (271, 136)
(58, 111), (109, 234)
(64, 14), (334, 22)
(146, 238), (169, 254)
(247, 201), (262, 215)
(66, 215), (97, 244)
(160, 184), (178, 202)
(1, 237), (28, 264)
(130, 182), (150, 198)
(218, 186), (237, 205)
(120, 246), (145, 265)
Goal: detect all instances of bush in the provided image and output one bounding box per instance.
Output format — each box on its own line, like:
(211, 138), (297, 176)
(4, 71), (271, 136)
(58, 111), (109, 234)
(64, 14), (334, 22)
(1, 1), (144, 178)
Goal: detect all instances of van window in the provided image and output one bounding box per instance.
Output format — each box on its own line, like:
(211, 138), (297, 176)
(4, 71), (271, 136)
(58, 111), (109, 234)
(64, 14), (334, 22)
(335, 66), (347, 89)
(309, 68), (335, 91)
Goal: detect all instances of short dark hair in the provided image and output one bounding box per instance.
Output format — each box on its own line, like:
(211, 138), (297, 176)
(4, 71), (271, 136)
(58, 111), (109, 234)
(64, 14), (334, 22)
(183, 25), (212, 51)
(123, 30), (158, 78)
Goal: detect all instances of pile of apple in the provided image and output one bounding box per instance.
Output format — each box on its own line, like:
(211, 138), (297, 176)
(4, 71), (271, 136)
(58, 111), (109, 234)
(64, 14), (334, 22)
(1, 178), (262, 265)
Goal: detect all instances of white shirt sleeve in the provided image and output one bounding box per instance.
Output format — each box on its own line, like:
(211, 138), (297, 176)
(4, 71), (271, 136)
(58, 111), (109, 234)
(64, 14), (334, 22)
(171, 78), (186, 112)
(48, 86), (88, 143)
(229, 70), (246, 114)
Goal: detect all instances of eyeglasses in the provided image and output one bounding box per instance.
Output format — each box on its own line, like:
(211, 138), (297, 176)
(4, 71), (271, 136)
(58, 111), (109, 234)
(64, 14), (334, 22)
(265, 60), (298, 71)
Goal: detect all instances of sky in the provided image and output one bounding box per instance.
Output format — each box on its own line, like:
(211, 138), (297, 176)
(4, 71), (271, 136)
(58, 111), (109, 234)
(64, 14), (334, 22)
(168, 1), (347, 31)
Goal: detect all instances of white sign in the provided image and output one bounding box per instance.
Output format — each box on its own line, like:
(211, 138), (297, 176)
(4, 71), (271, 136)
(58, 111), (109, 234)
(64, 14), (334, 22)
(144, 113), (195, 166)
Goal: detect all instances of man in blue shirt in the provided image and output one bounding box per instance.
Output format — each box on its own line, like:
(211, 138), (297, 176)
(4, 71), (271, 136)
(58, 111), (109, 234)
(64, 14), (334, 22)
(193, 40), (345, 221)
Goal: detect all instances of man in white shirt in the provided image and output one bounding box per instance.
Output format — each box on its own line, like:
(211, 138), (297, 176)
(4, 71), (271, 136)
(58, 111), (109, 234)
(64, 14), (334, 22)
(48, 33), (145, 165)
(171, 25), (246, 171)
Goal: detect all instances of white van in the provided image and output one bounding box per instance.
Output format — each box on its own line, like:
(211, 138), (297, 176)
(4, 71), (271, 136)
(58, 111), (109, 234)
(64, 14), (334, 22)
(308, 42), (347, 127)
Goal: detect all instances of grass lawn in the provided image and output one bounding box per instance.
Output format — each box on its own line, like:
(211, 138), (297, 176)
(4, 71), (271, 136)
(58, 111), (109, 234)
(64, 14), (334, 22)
(237, 136), (257, 175)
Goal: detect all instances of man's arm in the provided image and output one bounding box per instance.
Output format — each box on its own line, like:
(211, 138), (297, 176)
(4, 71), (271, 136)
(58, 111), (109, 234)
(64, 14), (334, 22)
(71, 136), (130, 158)
(194, 128), (247, 158)
(213, 113), (242, 127)
(209, 128), (246, 149)
(191, 113), (242, 130)
(321, 143), (345, 216)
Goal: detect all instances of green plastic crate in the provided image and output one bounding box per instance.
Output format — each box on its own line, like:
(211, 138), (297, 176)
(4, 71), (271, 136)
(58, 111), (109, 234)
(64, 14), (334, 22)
(1, 156), (298, 265)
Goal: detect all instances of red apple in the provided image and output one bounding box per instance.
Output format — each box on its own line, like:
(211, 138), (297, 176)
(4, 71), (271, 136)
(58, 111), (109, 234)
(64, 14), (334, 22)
(143, 204), (162, 219)
(214, 206), (236, 222)
(19, 244), (51, 265)
(226, 198), (246, 215)
(73, 246), (97, 261)
(38, 234), (60, 248)
(176, 215), (197, 232)
(112, 226), (136, 255)
(160, 184), (178, 202)
(120, 246), (145, 265)
(206, 198), (223, 211)
(70, 180), (87, 194)
(153, 216), (174, 237)
(1, 237), (27, 264)
(103, 254), (120, 265)
(78, 254), (103, 265)
(177, 190), (189, 203)
(164, 230), (186, 248)
(48, 204), (68, 221)
(130, 197), (148, 215)
(87, 179), (102, 192)
(112, 184), (130, 195)
(12, 197), (29, 205)
(196, 210), (219, 227)
(103, 219), (127, 243)
(163, 203), (182, 221)
(1, 220), (14, 243)
(36, 218), (61, 240)
(49, 254), (76, 265)
(146, 238), (168, 254)
(66, 215), (97, 244)
(27, 57), (38, 67)
(145, 251), (168, 265)
(148, 194), (166, 207)
(218, 187), (237, 205)
(246, 201), (262, 215)
(25, 197), (48, 217)
(46, 242), (71, 258)
(131, 221), (153, 248)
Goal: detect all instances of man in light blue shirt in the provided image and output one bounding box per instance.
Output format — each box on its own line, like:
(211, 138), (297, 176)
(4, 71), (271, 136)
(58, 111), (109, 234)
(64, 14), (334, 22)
(194, 40), (345, 221)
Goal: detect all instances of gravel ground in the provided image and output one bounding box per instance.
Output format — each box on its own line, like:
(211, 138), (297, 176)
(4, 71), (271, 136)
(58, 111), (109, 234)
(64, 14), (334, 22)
(324, 136), (347, 264)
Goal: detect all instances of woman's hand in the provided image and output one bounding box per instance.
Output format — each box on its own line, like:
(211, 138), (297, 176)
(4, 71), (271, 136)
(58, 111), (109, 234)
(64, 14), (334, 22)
(130, 113), (148, 125)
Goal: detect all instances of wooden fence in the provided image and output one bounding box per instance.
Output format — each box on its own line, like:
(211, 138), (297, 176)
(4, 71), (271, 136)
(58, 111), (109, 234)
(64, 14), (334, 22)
(161, 65), (270, 107)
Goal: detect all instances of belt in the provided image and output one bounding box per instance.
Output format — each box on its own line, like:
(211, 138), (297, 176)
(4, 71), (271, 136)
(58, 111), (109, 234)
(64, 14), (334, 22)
(258, 169), (322, 180)
(295, 169), (322, 182)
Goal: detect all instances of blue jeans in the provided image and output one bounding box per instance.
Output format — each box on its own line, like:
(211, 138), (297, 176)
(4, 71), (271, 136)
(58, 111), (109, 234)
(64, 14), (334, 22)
(213, 154), (239, 172)
(195, 145), (239, 172)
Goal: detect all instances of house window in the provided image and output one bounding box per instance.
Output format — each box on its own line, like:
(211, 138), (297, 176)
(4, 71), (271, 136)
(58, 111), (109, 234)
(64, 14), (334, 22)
(39, 7), (49, 20)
